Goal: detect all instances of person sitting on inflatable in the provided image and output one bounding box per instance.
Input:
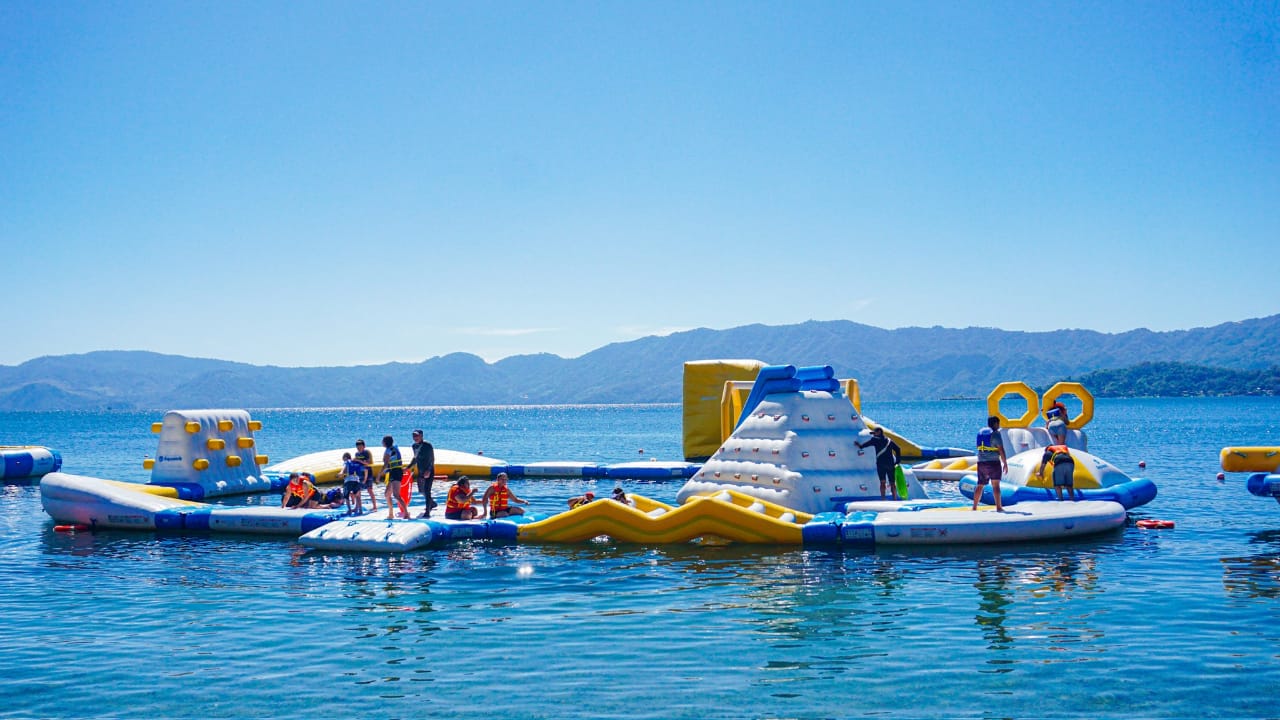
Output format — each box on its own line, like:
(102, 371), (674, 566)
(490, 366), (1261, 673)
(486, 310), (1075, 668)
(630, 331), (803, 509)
(445, 476), (482, 520)
(281, 472), (340, 509)
(482, 472), (529, 518)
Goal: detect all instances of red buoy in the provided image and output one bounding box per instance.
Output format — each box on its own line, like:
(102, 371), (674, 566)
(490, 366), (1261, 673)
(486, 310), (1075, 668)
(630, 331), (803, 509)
(53, 524), (90, 533)
(1136, 519), (1175, 529)
(1216, 472), (1226, 482)
(1138, 461), (1147, 468)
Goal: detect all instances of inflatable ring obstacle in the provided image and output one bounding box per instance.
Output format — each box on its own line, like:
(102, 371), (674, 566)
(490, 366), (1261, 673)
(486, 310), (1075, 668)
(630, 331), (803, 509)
(987, 381), (1040, 428)
(1041, 382), (1094, 430)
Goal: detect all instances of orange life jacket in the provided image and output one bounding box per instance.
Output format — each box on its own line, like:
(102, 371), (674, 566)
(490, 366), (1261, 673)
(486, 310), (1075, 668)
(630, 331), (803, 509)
(489, 484), (510, 512)
(446, 485), (471, 513)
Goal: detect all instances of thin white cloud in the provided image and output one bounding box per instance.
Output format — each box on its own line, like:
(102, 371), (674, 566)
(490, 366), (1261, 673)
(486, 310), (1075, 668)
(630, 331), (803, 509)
(615, 325), (695, 338)
(452, 327), (556, 337)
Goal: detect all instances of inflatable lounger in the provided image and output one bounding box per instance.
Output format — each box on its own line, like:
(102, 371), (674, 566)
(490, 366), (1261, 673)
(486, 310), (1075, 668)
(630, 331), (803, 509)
(1, 446), (62, 481)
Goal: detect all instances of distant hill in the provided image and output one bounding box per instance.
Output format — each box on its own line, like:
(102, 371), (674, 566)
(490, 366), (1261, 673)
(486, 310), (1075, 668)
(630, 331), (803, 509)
(1065, 362), (1280, 397)
(2, 315), (1278, 410)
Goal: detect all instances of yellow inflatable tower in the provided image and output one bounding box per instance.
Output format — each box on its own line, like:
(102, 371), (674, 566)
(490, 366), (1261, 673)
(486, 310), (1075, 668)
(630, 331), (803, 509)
(683, 359), (766, 461)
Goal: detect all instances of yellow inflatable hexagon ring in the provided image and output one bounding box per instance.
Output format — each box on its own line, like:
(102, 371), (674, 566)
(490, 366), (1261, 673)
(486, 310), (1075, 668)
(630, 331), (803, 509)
(1041, 381), (1094, 430)
(986, 381), (1040, 428)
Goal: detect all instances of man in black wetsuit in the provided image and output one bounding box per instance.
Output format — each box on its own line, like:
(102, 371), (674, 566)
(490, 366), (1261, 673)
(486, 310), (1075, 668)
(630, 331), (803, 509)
(857, 426), (902, 500)
(406, 429), (436, 518)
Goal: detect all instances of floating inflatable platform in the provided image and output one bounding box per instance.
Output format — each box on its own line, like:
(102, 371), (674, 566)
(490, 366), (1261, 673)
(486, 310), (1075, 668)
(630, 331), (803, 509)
(1221, 447), (1280, 474)
(263, 447), (506, 486)
(298, 488), (1128, 552)
(264, 449), (700, 484)
(1, 446), (62, 481)
(957, 446), (1156, 510)
(40, 472), (347, 534)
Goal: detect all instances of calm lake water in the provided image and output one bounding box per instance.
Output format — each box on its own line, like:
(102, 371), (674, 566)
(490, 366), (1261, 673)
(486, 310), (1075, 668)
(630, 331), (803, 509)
(2, 398), (1279, 718)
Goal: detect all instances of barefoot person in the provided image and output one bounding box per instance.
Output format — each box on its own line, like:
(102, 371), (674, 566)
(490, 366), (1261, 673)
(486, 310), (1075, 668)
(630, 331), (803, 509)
(973, 416), (1007, 511)
(380, 435), (409, 520)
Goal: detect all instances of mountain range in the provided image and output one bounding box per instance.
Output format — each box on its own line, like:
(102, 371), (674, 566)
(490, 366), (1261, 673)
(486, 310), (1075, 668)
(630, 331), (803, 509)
(2, 315), (1277, 410)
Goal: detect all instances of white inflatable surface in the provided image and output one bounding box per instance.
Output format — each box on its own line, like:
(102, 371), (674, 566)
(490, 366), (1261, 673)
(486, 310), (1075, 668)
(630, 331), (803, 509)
(678, 387), (925, 514)
(862, 500), (1126, 545)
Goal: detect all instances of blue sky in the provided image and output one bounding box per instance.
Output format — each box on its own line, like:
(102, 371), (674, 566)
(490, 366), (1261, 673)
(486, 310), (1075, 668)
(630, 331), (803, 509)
(3, 1), (1277, 368)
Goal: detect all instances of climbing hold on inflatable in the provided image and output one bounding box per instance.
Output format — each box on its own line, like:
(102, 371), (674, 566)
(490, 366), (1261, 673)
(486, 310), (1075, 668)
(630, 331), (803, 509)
(1135, 519), (1175, 529)
(986, 381), (1040, 428)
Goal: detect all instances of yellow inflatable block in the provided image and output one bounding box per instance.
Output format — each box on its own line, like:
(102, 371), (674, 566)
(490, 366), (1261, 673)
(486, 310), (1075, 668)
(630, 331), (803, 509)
(683, 359), (765, 461)
(518, 490), (808, 545)
(1026, 452), (1100, 489)
(1220, 447), (1280, 473)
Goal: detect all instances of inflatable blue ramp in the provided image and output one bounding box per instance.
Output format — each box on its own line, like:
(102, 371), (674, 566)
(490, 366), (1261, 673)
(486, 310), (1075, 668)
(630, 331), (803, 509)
(735, 365), (839, 429)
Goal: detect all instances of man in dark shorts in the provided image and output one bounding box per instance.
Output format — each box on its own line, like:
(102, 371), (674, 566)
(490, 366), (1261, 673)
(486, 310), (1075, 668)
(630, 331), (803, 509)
(406, 429), (436, 518)
(972, 415), (1008, 511)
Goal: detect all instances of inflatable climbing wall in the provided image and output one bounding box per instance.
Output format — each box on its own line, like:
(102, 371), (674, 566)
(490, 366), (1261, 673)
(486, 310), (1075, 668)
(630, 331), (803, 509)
(678, 365), (919, 515)
(143, 409), (271, 499)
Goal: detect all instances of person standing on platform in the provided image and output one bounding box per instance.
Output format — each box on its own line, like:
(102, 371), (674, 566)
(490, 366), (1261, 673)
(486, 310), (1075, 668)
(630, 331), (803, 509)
(353, 439), (376, 513)
(856, 426), (902, 500)
(406, 429), (436, 518)
(380, 435), (408, 520)
(973, 416), (1008, 512)
(1045, 402), (1069, 446)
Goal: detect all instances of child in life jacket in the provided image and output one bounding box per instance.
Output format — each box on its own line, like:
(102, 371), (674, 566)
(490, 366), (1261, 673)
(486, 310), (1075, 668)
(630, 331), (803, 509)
(342, 452), (364, 514)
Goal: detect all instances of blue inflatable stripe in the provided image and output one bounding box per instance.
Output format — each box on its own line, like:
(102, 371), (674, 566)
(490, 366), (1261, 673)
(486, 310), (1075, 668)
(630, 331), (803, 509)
(182, 509), (213, 531)
(150, 482), (206, 501)
(918, 447), (972, 460)
(793, 365), (835, 382)
(1247, 473), (1280, 497)
(154, 509), (187, 530)
(959, 476), (1157, 510)
(51, 451), (62, 472)
(4, 452), (34, 479)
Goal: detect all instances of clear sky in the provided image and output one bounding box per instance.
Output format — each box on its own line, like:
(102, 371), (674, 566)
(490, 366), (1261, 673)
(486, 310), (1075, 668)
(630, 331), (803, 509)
(3, 2), (1277, 368)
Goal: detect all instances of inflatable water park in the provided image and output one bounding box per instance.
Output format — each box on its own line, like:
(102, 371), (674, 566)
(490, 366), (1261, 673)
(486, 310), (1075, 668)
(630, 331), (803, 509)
(1220, 446), (1280, 505)
(36, 359), (1161, 550)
